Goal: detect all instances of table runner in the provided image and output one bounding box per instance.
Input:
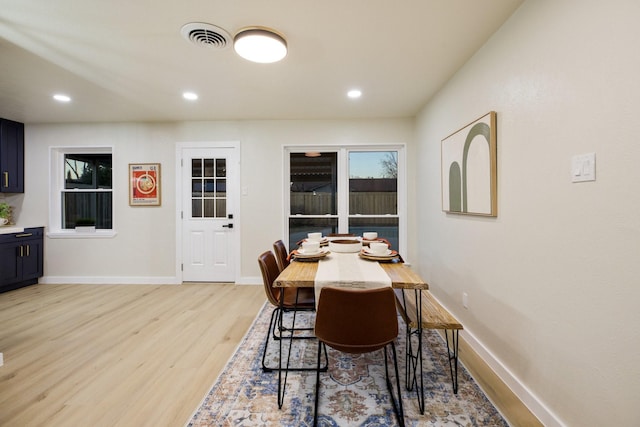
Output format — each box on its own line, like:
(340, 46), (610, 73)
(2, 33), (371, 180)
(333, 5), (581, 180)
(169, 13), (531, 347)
(314, 252), (391, 305)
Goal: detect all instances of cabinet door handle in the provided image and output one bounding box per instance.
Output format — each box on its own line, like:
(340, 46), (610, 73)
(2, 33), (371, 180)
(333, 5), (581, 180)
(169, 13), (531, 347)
(3, 172), (7, 188)
(20, 245), (24, 257)
(16, 233), (33, 238)
(26, 244), (30, 257)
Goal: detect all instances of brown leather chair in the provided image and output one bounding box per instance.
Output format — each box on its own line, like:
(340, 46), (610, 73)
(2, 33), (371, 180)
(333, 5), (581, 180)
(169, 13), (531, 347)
(258, 251), (319, 372)
(272, 240), (290, 272)
(313, 287), (405, 426)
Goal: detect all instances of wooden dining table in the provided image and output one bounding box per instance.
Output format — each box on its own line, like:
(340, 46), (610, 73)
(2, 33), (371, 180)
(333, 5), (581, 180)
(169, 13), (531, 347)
(275, 256), (429, 291)
(273, 252), (430, 413)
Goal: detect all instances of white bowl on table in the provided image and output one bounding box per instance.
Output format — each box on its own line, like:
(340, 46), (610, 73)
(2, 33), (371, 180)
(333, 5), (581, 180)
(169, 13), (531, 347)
(328, 239), (362, 253)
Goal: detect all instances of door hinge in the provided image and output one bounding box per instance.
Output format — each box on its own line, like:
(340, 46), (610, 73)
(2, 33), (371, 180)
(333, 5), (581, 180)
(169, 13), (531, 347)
(181, 263), (183, 271)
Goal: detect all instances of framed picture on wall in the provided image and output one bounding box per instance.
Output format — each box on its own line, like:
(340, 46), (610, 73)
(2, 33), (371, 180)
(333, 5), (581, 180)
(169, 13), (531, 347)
(441, 111), (497, 216)
(129, 163), (161, 206)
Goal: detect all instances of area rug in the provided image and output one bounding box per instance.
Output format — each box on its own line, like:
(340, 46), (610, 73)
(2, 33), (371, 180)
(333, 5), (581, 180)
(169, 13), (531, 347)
(186, 302), (508, 426)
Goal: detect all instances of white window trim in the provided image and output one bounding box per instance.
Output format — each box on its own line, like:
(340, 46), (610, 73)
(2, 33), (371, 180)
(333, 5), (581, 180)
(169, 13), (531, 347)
(48, 146), (116, 239)
(283, 143), (407, 256)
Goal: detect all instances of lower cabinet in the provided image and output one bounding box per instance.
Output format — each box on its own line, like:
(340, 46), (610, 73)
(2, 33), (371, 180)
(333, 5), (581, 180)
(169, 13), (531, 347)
(0, 227), (44, 293)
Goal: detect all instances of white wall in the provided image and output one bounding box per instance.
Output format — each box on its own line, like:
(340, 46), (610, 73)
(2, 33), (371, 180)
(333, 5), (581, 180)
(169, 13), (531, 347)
(18, 119), (414, 283)
(415, 1), (640, 426)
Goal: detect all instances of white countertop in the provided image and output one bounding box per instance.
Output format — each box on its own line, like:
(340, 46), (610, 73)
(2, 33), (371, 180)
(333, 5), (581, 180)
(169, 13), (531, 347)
(0, 226), (25, 234)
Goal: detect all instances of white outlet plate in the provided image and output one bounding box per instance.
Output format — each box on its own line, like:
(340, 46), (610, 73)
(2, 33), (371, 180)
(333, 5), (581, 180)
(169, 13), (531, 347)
(462, 292), (468, 309)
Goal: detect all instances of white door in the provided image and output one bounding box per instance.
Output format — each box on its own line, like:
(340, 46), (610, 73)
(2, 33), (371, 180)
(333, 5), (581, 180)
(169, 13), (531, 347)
(180, 146), (239, 282)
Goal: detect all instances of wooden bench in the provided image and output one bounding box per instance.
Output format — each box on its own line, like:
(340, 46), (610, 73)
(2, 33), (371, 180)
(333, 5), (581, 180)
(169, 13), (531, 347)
(394, 288), (463, 407)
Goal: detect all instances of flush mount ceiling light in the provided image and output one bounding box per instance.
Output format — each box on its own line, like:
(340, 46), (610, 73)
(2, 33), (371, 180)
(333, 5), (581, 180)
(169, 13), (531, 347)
(233, 27), (287, 63)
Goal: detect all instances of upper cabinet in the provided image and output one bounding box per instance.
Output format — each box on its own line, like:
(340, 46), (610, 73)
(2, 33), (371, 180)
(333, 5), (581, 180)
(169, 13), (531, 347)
(0, 118), (24, 193)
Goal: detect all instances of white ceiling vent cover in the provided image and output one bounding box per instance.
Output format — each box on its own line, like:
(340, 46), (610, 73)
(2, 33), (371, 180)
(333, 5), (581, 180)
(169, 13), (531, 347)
(181, 22), (231, 49)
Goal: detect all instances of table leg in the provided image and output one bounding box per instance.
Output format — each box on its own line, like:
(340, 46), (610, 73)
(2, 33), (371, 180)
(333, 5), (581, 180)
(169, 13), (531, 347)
(402, 289), (425, 414)
(445, 329), (460, 394)
(416, 290), (424, 414)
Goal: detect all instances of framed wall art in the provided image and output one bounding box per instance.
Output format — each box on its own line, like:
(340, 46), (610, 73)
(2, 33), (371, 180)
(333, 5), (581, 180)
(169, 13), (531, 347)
(129, 163), (161, 206)
(441, 111), (497, 216)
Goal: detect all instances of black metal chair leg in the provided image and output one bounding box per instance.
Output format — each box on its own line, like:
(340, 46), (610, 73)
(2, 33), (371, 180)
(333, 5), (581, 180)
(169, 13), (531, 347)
(384, 342), (405, 427)
(265, 300), (328, 373)
(262, 307), (279, 372)
(313, 341), (324, 427)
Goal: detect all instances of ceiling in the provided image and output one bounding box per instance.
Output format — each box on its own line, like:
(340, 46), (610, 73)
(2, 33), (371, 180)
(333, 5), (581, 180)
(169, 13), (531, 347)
(0, 0), (523, 124)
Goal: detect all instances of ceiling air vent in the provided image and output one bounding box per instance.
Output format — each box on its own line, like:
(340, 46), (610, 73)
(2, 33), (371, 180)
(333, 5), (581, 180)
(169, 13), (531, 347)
(181, 22), (230, 49)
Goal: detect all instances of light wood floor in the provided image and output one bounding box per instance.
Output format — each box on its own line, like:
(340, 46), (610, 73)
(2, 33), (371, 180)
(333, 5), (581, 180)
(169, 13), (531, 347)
(0, 283), (541, 427)
(0, 283), (265, 427)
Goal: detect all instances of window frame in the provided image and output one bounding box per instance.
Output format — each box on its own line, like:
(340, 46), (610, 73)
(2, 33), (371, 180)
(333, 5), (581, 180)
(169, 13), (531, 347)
(48, 146), (116, 239)
(283, 144), (406, 255)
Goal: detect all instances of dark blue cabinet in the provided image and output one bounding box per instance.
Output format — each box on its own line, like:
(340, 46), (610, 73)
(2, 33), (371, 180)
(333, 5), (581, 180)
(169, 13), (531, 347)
(0, 118), (25, 193)
(0, 227), (43, 293)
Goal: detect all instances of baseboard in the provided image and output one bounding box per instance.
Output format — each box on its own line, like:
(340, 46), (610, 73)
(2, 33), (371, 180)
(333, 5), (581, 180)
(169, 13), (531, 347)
(40, 276), (262, 286)
(432, 297), (565, 427)
(40, 276), (181, 285)
(235, 276), (261, 285)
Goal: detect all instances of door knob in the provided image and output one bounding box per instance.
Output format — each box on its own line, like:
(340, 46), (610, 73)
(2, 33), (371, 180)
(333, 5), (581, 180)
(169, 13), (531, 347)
(222, 223), (234, 229)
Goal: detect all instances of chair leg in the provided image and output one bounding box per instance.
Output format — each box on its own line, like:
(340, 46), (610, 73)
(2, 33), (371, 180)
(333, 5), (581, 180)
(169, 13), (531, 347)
(384, 342), (405, 427)
(261, 306), (279, 372)
(313, 341), (324, 427)
(273, 308), (315, 341)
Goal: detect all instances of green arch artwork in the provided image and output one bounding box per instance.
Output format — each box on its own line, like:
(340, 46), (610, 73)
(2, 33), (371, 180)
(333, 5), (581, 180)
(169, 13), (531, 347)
(442, 111), (497, 216)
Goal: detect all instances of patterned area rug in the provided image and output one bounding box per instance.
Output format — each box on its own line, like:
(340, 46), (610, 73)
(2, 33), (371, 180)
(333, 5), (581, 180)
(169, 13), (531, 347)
(186, 302), (508, 426)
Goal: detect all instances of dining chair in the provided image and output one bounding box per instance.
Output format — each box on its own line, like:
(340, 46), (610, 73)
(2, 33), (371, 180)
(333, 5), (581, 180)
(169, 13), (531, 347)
(313, 286), (405, 427)
(272, 239), (290, 272)
(258, 251), (321, 372)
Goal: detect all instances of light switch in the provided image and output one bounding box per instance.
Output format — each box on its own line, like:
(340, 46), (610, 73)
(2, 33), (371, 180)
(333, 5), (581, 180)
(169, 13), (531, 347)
(571, 153), (596, 182)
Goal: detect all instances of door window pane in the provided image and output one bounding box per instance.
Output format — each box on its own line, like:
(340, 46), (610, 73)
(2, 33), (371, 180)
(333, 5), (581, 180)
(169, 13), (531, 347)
(216, 159), (226, 177)
(290, 152), (337, 215)
(204, 199), (215, 217)
(204, 159), (215, 177)
(192, 159), (202, 177)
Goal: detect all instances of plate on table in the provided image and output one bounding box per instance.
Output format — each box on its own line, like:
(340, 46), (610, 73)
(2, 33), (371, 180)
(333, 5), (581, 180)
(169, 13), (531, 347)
(292, 248), (330, 261)
(359, 249), (399, 262)
(363, 247), (393, 256)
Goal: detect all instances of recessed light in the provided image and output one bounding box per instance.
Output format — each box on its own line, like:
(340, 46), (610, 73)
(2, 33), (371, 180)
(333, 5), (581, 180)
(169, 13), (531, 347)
(53, 94), (71, 102)
(183, 92), (199, 101)
(347, 89), (362, 99)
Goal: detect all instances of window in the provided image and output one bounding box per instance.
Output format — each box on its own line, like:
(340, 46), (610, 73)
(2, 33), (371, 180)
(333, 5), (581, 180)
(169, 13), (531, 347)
(49, 147), (114, 237)
(286, 146), (405, 253)
(63, 154), (112, 228)
(190, 157), (227, 218)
